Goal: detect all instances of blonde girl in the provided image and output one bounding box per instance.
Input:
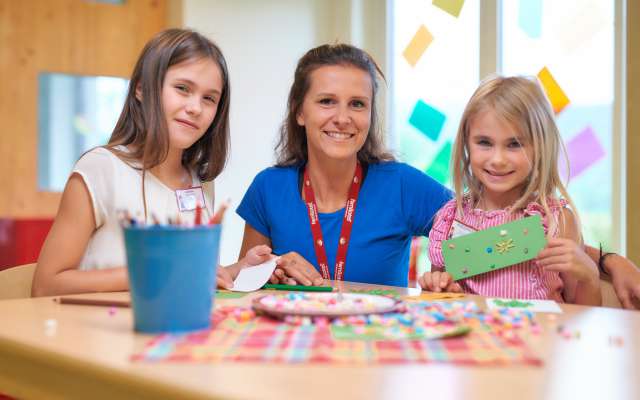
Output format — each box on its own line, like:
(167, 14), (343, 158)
(420, 75), (601, 305)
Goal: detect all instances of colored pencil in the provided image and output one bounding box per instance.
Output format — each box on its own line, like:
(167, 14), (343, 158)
(262, 284), (333, 292)
(55, 297), (131, 308)
(210, 199), (230, 225)
(195, 202), (202, 225)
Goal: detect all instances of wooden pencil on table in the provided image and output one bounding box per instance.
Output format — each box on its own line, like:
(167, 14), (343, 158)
(54, 297), (131, 308)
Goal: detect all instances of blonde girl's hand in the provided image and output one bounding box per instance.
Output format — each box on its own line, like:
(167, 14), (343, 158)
(270, 252), (324, 286)
(418, 271), (462, 293)
(536, 238), (599, 284)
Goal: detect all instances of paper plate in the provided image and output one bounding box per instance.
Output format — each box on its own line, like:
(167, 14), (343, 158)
(252, 292), (402, 318)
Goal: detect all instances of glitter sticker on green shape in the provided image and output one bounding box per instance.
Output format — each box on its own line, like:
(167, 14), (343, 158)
(442, 215), (547, 281)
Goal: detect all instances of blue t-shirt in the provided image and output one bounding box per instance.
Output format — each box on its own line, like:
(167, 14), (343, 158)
(237, 162), (451, 287)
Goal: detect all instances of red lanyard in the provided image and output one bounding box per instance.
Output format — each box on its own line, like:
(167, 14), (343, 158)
(303, 163), (363, 281)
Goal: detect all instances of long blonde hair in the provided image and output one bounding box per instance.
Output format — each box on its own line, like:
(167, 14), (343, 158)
(451, 75), (578, 236)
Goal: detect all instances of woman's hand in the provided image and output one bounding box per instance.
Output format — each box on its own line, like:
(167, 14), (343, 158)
(418, 271), (462, 293)
(605, 254), (640, 309)
(269, 252), (324, 286)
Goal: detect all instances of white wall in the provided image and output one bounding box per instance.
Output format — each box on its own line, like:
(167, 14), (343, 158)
(181, 0), (386, 265)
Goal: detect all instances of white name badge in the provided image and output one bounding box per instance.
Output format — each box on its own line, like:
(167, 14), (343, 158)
(449, 219), (477, 239)
(175, 186), (206, 212)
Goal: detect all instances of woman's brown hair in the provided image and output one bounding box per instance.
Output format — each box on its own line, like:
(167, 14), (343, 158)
(275, 43), (394, 166)
(107, 28), (231, 181)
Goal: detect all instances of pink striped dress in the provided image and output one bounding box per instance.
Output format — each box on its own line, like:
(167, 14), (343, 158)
(428, 197), (567, 302)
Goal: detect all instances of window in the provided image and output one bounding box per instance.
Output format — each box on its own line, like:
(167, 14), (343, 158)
(38, 73), (128, 191)
(500, 0), (618, 250)
(390, 0), (623, 275)
(391, 0), (480, 274)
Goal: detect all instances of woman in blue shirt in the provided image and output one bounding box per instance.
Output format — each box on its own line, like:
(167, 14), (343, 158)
(237, 44), (451, 287)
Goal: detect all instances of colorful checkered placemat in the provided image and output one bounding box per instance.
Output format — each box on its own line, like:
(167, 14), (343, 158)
(131, 301), (542, 366)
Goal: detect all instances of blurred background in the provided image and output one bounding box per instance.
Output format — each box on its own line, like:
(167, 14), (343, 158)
(1, 0), (638, 274)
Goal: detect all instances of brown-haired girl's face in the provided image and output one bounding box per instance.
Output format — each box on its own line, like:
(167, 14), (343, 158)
(468, 109), (534, 209)
(161, 57), (223, 151)
(296, 65), (372, 163)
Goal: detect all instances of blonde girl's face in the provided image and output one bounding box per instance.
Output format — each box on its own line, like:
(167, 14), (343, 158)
(296, 65), (372, 164)
(161, 57), (223, 151)
(467, 110), (534, 210)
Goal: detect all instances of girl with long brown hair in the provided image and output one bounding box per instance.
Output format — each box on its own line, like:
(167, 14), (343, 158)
(33, 29), (270, 296)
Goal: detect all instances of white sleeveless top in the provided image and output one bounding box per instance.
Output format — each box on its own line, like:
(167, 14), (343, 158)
(72, 146), (215, 270)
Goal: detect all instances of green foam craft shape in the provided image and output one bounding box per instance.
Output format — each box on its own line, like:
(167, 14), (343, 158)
(442, 215), (547, 281)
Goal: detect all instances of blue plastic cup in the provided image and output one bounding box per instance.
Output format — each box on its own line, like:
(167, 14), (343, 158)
(123, 224), (221, 333)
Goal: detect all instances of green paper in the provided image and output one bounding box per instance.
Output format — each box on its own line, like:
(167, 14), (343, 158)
(215, 290), (248, 299)
(330, 325), (471, 341)
(492, 299), (534, 308)
(425, 141), (452, 185)
(408, 100), (446, 141)
(432, 0), (466, 18)
(442, 215), (546, 281)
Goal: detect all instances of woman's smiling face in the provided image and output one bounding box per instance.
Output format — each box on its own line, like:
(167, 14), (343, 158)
(296, 64), (373, 164)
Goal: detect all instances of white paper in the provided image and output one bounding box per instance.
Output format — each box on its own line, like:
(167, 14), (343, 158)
(486, 298), (563, 313)
(231, 258), (278, 292)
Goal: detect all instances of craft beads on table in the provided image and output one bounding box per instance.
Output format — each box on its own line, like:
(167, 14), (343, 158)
(257, 292), (386, 314)
(245, 297), (540, 342)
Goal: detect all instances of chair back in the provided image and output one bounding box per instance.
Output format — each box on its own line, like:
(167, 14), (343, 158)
(0, 263), (36, 300)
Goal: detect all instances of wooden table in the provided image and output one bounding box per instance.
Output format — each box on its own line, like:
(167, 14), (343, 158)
(0, 281), (638, 400)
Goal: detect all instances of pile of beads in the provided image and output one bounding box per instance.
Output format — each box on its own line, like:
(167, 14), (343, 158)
(213, 307), (256, 323)
(254, 292), (397, 316)
(227, 299), (540, 341)
(324, 301), (474, 340)
(300, 301), (537, 340)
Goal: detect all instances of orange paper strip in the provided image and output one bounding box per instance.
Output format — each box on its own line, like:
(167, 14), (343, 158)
(403, 25), (434, 67)
(405, 292), (466, 301)
(537, 67), (570, 114)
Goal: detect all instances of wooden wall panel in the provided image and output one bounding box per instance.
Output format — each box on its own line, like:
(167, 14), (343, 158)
(0, 0), (167, 218)
(627, 0), (640, 264)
